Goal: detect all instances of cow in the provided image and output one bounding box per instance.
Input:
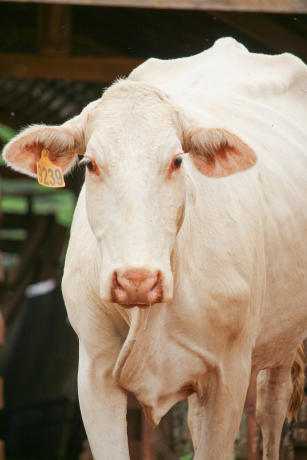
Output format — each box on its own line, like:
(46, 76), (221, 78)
(3, 38), (307, 460)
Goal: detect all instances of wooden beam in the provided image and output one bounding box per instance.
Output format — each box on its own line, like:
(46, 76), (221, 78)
(0, 0), (306, 14)
(0, 182), (3, 295)
(213, 12), (307, 62)
(3, 266), (34, 323)
(0, 53), (143, 82)
(38, 4), (71, 56)
(7, 215), (49, 289)
(0, 177), (5, 460)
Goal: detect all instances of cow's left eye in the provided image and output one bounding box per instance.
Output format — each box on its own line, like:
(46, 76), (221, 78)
(80, 156), (99, 175)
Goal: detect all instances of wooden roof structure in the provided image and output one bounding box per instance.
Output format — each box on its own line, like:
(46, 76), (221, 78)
(3, 0), (307, 13)
(0, 0), (306, 133)
(0, 1), (306, 86)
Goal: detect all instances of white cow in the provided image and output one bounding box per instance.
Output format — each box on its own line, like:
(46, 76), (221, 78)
(3, 38), (307, 460)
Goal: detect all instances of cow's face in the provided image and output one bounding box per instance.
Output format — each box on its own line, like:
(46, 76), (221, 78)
(3, 81), (257, 308)
(83, 84), (186, 305)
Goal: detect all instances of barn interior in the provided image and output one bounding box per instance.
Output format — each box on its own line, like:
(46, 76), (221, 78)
(0, 1), (306, 459)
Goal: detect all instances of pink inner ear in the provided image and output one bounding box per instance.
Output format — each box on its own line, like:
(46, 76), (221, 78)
(4, 124), (81, 177)
(12, 142), (43, 174)
(46, 150), (73, 171)
(195, 144), (256, 178)
(20, 142), (73, 174)
(9, 141), (74, 175)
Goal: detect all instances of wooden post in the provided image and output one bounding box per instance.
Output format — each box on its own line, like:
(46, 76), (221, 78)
(38, 4), (71, 56)
(0, 181), (5, 460)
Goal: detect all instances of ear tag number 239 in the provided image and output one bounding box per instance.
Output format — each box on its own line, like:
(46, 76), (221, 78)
(37, 149), (65, 188)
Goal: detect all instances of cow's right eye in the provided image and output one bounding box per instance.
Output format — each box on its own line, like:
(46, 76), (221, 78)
(86, 160), (94, 171)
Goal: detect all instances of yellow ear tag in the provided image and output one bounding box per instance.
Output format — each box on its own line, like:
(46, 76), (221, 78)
(37, 149), (65, 188)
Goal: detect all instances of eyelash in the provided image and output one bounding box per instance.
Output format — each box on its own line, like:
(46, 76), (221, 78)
(80, 156), (99, 175)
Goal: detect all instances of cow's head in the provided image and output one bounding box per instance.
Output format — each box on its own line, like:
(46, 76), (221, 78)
(3, 81), (257, 307)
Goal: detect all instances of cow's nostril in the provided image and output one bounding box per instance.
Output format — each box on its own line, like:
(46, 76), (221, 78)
(148, 271), (163, 304)
(111, 269), (163, 306)
(111, 272), (126, 303)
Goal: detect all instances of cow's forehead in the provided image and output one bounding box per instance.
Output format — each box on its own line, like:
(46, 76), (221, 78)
(87, 81), (174, 130)
(85, 82), (181, 164)
(87, 123), (181, 172)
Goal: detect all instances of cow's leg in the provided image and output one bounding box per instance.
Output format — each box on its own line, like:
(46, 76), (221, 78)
(256, 348), (305, 460)
(78, 341), (130, 460)
(193, 352), (251, 460)
(256, 366), (292, 460)
(187, 393), (202, 451)
(63, 276), (130, 459)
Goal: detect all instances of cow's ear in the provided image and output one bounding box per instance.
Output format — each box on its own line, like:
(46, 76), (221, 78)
(3, 117), (85, 178)
(182, 127), (257, 177)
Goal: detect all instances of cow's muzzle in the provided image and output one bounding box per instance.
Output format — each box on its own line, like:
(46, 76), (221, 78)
(111, 269), (163, 307)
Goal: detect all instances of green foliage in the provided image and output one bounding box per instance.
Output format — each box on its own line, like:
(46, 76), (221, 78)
(0, 122), (16, 165)
(179, 454), (193, 460)
(1, 179), (75, 227)
(0, 122), (16, 143)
